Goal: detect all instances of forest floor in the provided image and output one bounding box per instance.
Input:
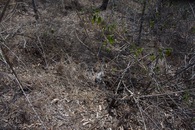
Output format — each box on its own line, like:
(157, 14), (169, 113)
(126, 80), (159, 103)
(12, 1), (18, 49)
(0, 0), (195, 130)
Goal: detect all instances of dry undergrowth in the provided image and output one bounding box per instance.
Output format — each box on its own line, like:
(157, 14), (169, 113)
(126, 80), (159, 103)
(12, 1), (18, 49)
(0, 0), (195, 130)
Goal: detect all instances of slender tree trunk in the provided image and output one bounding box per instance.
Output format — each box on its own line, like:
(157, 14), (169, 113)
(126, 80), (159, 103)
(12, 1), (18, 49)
(137, 0), (147, 46)
(99, 0), (109, 10)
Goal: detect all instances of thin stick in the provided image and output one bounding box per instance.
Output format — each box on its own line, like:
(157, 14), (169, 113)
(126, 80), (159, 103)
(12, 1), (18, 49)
(189, 2), (195, 19)
(75, 31), (95, 56)
(0, 45), (47, 130)
(136, 0), (147, 46)
(115, 61), (132, 94)
(0, 0), (47, 129)
(0, 0), (11, 22)
(32, 0), (39, 20)
(133, 97), (147, 130)
(138, 88), (195, 98)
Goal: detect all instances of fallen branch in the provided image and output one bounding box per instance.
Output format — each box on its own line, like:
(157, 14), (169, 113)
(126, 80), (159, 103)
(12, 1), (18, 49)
(138, 88), (195, 98)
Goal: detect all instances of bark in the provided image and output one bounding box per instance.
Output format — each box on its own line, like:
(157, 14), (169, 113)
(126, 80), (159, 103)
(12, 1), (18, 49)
(99, 0), (109, 10)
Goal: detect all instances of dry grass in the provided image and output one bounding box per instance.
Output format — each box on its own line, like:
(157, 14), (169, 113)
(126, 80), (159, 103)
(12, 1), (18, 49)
(0, 0), (195, 129)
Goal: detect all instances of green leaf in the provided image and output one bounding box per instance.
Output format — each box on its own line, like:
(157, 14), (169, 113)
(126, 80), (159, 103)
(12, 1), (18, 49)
(97, 17), (102, 24)
(165, 48), (172, 56)
(155, 12), (160, 18)
(106, 47), (111, 52)
(150, 54), (156, 61)
(107, 35), (115, 45)
(92, 15), (96, 24)
(191, 26), (195, 34)
(149, 20), (155, 28)
(107, 24), (116, 32)
(158, 48), (163, 59)
(135, 47), (144, 57)
(183, 91), (190, 102)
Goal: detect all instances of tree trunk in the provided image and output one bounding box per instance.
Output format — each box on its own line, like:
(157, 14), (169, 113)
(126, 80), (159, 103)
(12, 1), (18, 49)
(99, 0), (109, 10)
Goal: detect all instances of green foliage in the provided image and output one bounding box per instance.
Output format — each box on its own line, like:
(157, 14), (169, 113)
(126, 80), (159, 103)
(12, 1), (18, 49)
(191, 26), (195, 34)
(149, 54), (156, 61)
(154, 66), (160, 73)
(157, 48), (172, 59)
(106, 34), (115, 45)
(135, 47), (144, 57)
(102, 41), (111, 52)
(92, 11), (103, 25)
(130, 46), (144, 57)
(149, 20), (155, 28)
(105, 24), (116, 32)
(155, 12), (160, 17)
(104, 24), (117, 45)
(105, 47), (111, 52)
(91, 12), (117, 51)
(193, 117), (195, 122)
(164, 48), (172, 57)
(183, 91), (190, 103)
(91, 10), (117, 46)
(111, 67), (118, 73)
(97, 17), (102, 24)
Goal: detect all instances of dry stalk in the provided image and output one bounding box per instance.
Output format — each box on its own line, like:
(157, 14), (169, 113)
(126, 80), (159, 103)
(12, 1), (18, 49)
(115, 61), (132, 94)
(0, 44), (47, 130)
(0, 5), (46, 127)
(36, 34), (48, 68)
(0, 0), (11, 22)
(134, 97), (147, 130)
(75, 31), (95, 56)
(138, 88), (195, 99)
(189, 2), (195, 18)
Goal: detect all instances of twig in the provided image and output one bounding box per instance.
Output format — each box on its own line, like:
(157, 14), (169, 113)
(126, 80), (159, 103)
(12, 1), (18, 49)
(32, 0), (39, 20)
(133, 97), (147, 130)
(141, 107), (161, 129)
(75, 31), (95, 56)
(61, 0), (65, 13)
(115, 61), (132, 94)
(0, 10), (46, 127)
(189, 2), (195, 19)
(36, 34), (48, 68)
(0, 0), (11, 22)
(72, 0), (90, 38)
(0, 45), (47, 130)
(163, 62), (195, 85)
(114, 52), (150, 94)
(136, 0), (147, 46)
(2, 2), (17, 22)
(138, 88), (195, 98)
(122, 81), (134, 96)
(0, 34), (27, 67)
(175, 62), (195, 76)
